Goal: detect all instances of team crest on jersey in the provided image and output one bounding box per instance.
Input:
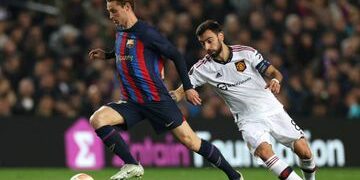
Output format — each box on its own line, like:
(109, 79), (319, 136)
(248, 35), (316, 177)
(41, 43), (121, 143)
(235, 60), (246, 72)
(126, 39), (135, 48)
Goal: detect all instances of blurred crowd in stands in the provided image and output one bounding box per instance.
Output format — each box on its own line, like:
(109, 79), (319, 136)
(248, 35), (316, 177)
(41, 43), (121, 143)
(0, 0), (359, 120)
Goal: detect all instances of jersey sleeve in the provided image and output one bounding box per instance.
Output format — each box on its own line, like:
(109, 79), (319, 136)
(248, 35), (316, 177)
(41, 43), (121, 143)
(144, 27), (193, 90)
(145, 27), (179, 59)
(188, 63), (207, 88)
(250, 50), (271, 75)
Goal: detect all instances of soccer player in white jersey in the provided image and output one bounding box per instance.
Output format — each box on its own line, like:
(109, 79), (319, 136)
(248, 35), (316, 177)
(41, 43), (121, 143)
(171, 20), (317, 180)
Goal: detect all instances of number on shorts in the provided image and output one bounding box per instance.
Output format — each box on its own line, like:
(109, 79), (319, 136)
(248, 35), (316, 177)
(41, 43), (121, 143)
(291, 120), (301, 131)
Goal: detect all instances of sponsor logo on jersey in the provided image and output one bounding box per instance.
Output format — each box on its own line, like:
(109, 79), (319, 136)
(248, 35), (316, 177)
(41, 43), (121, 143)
(116, 55), (134, 61)
(235, 60), (246, 72)
(216, 72), (222, 78)
(216, 77), (251, 90)
(217, 83), (228, 90)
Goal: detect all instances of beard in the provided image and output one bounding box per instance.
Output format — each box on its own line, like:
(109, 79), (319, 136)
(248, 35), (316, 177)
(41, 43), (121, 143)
(209, 41), (222, 58)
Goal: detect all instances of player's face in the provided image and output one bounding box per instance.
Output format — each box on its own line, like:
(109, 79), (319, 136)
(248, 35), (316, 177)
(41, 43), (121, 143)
(107, 1), (129, 26)
(198, 30), (224, 58)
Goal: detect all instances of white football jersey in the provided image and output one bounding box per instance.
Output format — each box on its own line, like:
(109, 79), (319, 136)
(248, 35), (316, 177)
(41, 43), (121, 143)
(189, 45), (284, 121)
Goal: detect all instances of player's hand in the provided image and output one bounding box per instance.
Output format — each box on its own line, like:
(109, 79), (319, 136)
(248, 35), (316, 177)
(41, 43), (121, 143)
(265, 78), (281, 94)
(169, 90), (181, 102)
(89, 48), (106, 60)
(185, 89), (202, 105)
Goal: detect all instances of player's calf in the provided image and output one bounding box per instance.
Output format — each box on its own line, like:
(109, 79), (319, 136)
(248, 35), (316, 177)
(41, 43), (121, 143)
(294, 138), (317, 180)
(294, 138), (312, 159)
(172, 121), (202, 151)
(176, 133), (201, 151)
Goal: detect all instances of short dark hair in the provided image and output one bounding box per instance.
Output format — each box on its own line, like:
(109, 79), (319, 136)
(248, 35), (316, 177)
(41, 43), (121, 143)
(107, 0), (135, 10)
(195, 20), (222, 36)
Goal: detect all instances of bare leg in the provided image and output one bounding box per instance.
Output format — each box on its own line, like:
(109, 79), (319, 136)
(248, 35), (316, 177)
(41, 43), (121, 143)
(294, 138), (316, 180)
(90, 106), (138, 164)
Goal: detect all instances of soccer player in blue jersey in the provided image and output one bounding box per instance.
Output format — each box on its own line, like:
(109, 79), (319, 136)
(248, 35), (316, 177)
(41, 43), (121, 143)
(88, 1), (243, 180)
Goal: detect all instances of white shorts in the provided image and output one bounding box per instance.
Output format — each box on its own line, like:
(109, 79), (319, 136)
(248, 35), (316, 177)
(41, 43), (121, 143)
(237, 109), (304, 156)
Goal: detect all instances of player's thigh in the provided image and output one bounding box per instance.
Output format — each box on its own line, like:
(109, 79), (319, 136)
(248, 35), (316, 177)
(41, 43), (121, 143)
(269, 110), (305, 149)
(143, 100), (184, 134)
(241, 121), (272, 155)
(90, 105), (125, 128)
(106, 101), (144, 130)
(171, 121), (201, 151)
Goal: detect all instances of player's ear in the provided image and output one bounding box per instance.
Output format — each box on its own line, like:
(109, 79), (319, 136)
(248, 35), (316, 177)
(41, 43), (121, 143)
(218, 32), (225, 41)
(124, 2), (132, 11)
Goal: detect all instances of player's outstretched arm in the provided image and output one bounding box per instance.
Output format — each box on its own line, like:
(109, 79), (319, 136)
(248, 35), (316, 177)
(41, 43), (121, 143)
(89, 49), (115, 60)
(264, 65), (283, 94)
(89, 48), (106, 60)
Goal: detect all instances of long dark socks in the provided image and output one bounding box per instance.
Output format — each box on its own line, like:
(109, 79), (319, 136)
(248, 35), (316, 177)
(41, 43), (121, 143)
(95, 125), (138, 164)
(197, 139), (240, 180)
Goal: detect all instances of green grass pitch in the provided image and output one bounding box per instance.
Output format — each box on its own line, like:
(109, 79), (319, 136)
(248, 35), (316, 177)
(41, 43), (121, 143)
(0, 168), (359, 180)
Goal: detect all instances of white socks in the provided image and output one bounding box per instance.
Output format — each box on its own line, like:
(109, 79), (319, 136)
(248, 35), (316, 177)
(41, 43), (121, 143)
(300, 157), (316, 180)
(265, 155), (302, 180)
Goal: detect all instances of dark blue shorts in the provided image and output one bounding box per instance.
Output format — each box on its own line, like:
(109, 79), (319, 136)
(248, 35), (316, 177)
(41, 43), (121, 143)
(106, 100), (184, 134)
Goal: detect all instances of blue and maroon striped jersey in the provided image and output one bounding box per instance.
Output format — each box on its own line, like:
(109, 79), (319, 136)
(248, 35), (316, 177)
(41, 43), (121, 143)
(112, 20), (192, 103)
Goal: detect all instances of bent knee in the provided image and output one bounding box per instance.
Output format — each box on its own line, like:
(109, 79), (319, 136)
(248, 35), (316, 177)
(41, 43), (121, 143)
(254, 142), (274, 160)
(297, 148), (313, 159)
(294, 139), (313, 159)
(89, 111), (105, 129)
(89, 107), (119, 129)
